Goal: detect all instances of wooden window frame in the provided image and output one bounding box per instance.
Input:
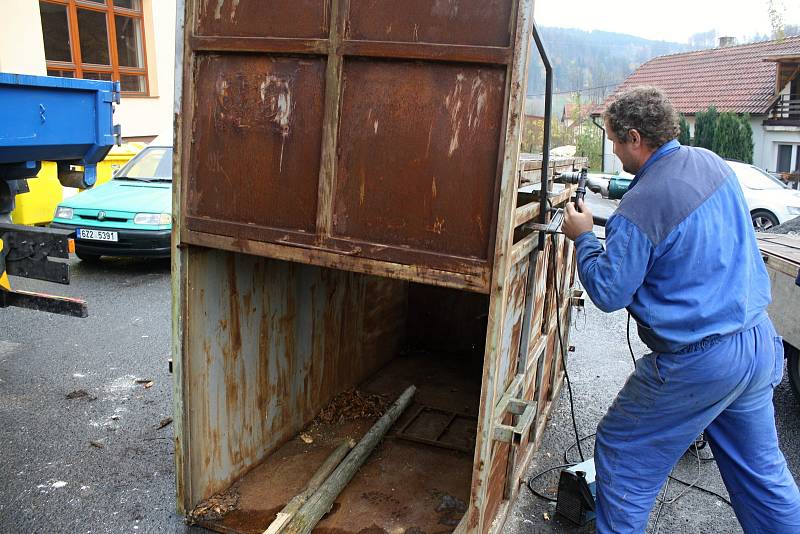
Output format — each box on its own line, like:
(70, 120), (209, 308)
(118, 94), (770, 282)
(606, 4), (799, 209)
(41, 0), (150, 96)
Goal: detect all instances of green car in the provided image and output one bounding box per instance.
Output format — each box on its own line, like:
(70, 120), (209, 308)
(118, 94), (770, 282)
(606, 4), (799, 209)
(51, 142), (172, 261)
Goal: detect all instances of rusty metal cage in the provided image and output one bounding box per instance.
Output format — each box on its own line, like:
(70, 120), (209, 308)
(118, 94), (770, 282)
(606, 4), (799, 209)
(172, 1), (582, 532)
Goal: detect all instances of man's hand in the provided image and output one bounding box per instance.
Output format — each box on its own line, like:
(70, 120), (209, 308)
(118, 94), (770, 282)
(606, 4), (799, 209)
(563, 200), (594, 241)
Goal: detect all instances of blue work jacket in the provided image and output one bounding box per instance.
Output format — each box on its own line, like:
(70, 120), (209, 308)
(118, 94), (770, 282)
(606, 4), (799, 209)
(574, 140), (772, 353)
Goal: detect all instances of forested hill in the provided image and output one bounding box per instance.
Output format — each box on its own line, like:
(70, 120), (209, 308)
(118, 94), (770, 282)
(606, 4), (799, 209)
(526, 27), (689, 112)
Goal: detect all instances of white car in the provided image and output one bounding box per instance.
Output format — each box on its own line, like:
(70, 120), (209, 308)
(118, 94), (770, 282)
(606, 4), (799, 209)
(727, 161), (800, 231)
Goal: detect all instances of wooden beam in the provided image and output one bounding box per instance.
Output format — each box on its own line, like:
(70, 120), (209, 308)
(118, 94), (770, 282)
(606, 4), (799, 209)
(263, 439), (355, 534)
(282, 386), (416, 534)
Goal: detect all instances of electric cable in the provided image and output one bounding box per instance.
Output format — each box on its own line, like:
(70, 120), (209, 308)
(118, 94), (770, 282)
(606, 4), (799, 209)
(525, 463), (575, 502)
(667, 474), (732, 506)
(526, 232), (734, 527)
(549, 232), (585, 462)
(626, 312), (638, 368)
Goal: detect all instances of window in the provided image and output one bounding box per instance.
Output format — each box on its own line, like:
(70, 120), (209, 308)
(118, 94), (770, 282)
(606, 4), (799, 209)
(777, 144), (793, 173)
(39, 0), (148, 95)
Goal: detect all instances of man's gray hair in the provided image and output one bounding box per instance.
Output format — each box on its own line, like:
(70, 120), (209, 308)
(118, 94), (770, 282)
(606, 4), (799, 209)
(603, 87), (680, 148)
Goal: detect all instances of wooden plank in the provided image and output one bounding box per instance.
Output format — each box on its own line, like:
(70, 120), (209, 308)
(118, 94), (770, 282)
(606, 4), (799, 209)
(173, 0), (196, 514)
(514, 201), (540, 228)
(315, 0), (346, 238)
(339, 41), (512, 65)
(758, 234), (800, 265)
(510, 232), (538, 266)
(283, 386), (417, 534)
(263, 439), (354, 534)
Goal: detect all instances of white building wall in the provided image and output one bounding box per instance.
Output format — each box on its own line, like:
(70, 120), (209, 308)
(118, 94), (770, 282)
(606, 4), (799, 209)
(0, 0), (175, 141)
(599, 115), (800, 174)
(114, 0), (176, 140)
(760, 126), (800, 173)
(0, 0), (46, 75)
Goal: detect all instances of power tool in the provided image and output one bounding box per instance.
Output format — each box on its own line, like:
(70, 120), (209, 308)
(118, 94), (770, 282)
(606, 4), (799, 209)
(557, 169), (632, 200)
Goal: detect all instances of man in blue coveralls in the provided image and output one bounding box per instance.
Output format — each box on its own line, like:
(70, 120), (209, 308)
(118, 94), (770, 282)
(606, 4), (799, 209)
(562, 86), (800, 533)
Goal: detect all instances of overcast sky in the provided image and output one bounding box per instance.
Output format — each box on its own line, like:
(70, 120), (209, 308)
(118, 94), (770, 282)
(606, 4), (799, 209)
(534, 0), (800, 43)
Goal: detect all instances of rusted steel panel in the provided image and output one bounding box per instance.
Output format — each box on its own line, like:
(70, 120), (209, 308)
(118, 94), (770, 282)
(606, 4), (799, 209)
(333, 61), (505, 259)
(182, 250), (405, 503)
(187, 54), (326, 233)
(334, 60), (506, 261)
(181, 0), (528, 291)
(196, 0), (330, 39)
(347, 0), (514, 47)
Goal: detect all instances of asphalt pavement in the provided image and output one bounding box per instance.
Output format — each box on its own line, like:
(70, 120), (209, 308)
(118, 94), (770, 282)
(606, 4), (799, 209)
(1, 233), (798, 534)
(0, 257), (195, 534)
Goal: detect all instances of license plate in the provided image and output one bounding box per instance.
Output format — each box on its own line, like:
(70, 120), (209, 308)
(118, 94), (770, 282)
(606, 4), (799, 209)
(77, 228), (118, 242)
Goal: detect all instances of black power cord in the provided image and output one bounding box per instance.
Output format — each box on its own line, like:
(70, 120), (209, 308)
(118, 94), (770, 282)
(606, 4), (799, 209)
(549, 233), (585, 462)
(527, 235), (733, 527)
(626, 312), (637, 368)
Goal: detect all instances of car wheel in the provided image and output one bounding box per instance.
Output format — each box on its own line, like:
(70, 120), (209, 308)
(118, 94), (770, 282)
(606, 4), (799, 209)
(751, 210), (779, 232)
(787, 342), (800, 402)
(76, 252), (102, 263)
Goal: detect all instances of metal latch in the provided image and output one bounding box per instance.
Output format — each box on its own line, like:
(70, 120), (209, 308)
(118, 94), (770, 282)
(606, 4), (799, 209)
(570, 288), (585, 308)
(493, 375), (537, 444)
(525, 207), (564, 235)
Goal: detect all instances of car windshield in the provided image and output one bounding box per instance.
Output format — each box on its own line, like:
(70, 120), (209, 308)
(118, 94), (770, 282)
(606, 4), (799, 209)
(115, 146), (173, 182)
(732, 163), (786, 191)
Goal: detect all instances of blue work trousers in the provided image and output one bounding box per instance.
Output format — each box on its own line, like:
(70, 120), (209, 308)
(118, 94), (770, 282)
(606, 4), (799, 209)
(594, 318), (800, 533)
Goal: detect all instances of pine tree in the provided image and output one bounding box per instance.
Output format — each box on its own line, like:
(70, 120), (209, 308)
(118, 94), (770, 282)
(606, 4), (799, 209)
(739, 114), (754, 164)
(694, 106), (718, 150)
(678, 115), (691, 145)
(713, 112), (741, 160)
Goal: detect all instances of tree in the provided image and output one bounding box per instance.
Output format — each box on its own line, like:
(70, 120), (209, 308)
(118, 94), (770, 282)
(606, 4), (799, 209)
(738, 114), (754, 164)
(678, 115), (691, 145)
(768, 0), (786, 41)
(694, 106), (718, 149)
(576, 118), (603, 171)
(712, 112), (754, 163)
(712, 112), (741, 159)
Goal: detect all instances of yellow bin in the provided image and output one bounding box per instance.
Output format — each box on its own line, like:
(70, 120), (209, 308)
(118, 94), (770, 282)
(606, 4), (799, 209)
(10, 143), (145, 226)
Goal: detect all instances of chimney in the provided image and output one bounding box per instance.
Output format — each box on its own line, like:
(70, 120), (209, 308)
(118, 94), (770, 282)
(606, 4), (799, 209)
(718, 36), (737, 48)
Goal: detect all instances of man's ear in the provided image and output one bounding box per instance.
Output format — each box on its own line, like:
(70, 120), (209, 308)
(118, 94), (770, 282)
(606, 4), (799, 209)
(628, 128), (641, 146)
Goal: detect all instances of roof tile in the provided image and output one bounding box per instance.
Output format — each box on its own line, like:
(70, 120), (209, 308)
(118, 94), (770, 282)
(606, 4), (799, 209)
(598, 36), (800, 115)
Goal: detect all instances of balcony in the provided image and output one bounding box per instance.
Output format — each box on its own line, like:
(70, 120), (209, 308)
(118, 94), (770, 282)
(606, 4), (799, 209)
(764, 94), (800, 126)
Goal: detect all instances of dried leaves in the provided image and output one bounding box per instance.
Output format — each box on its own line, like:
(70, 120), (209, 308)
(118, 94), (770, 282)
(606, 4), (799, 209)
(186, 490), (240, 524)
(313, 389), (388, 425)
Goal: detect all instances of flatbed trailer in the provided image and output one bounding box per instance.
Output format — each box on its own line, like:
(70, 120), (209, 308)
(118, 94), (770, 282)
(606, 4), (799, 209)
(758, 233), (800, 398)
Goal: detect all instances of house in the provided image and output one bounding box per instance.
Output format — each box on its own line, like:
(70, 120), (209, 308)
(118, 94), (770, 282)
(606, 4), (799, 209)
(592, 36), (800, 175)
(0, 0), (176, 142)
(560, 102), (591, 131)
